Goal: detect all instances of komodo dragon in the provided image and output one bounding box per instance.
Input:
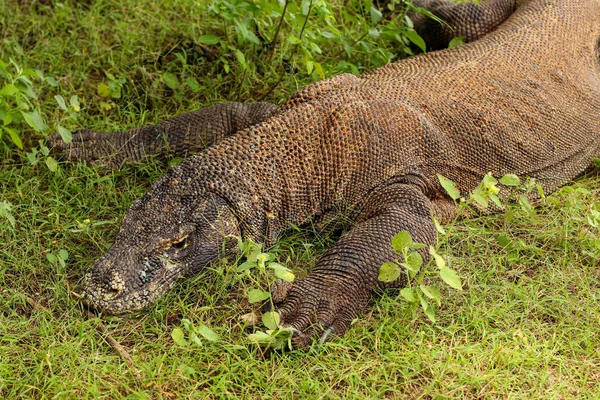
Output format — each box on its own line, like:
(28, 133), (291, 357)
(51, 0), (600, 347)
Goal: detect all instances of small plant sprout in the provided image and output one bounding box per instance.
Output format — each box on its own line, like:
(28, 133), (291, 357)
(171, 319), (221, 347)
(236, 238), (296, 349)
(384, 173), (543, 323)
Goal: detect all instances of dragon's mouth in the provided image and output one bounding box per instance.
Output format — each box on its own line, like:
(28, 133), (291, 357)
(81, 260), (185, 314)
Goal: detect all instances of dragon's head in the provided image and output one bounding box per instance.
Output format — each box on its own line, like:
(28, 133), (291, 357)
(81, 170), (240, 314)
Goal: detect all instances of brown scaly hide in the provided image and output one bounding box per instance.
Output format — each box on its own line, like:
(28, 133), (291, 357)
(54, 0), (600, 347)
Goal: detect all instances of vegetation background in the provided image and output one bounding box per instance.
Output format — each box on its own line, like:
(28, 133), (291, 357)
(1, 0), (599, 398)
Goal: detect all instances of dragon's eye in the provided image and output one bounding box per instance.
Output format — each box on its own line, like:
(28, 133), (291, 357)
(170, 236), (188, 251)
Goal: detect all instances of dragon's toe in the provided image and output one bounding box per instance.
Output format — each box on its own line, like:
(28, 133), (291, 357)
(271, 277), (359, 348)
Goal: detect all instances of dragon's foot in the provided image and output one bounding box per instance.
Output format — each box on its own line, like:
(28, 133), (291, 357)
(270, 276), (369, 348)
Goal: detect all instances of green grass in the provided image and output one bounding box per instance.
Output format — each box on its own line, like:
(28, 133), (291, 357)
(1, 0), (600, 398)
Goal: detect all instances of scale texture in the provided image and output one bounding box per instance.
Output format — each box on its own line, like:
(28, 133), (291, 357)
(53, 0), (600, 347)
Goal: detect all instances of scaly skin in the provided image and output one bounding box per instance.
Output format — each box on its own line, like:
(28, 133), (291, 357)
(50, 102), (277, 167)
(52, 0), (600, 347)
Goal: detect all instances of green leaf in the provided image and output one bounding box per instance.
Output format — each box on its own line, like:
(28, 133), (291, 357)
(440, 267), (463, 290)
(70, 95), (80, 112)
(262, 312), (281, 331)
(197, 324), (220, 342)
(429, 246), (446, 268)
(236, 261), (256, 272)
(433, 217), (446, 235)
(54, 95), (67, 111)
(269, 262), (295, 282)
(518, 194), (533, 214)
(186, 77), (201, 92)
(391, 230), (412, 253)
(370, 6), (382, 25)
(248, 331), (274, 346)
(500, 174), (521, 187)
(248, 288), (270, 303)
(423, 304), (436, 322)
(378, 261), (401, 282)
(189, 332), (203, 347)
(437, 174), (461, 200)
(400, 287), (417, 303)
(301, 0), (311, 15)
(197, 35), (220, 45)
(56, 125), (72, 144)
(97, 83), (111, 97)
(273, 268), (295, 282)
(45, 156), (58, 172)
(497, 235), (511, 248)
(404, 251), (423, 275)
(4, 127), (22, 149)
(45, 76), (58, 87)
(448, 36), (465, 49)
(46, 253), (57, 264)
(162, 72), (179, 90)
(0, 84), (19, 96)
(171, 328), (188, 346)
(58, 249), (69, 260)
(405, 28), (426, 52)
(21, 110), (48, 132)
(419, 285), (441, 306)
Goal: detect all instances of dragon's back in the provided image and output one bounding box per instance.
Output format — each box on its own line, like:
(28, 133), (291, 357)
(355, 0), (600, 193)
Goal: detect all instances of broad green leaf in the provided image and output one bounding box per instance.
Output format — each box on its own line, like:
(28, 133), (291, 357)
(433, 217), (446, 235)
(0, 84), (19, 96)
(45, 156), (58, 172)
(58, 249), (69, 260)
(448, 36), (465, 48)
(500, 174), (521, 187)
(269, 263), (295, 282)
(437, 174), (461, 200)
(246, 241), (262, 262)
(236, 260), (256, 272)
(171, 328), (188, 346)
(21, 110), (48, 132)
(197, 35), (220, 45)
(370, 6), (382, 25)
(57, 125), (72, 144)
(440, 267), (463, 290)
(269, 328), (294, 350)
(429, 246), (445, 268)
(497, 235), (511, 248)
(405, 28), (426, 52)
(405, 251), (423, 273)
(400, 287), (417, 303)
(46, 253), (57, 264)
(423, 304), (436, 322)
(70, 95), (80, 112)
(419, 294), (429, 313)
(189, 332), (203, 347)
(197, 324), (220, 342)
(490, 193), (503, 209)
(45, 76), (58, 87)
(186, 77), (201, 92)
(519, 195), (533, 214)
(162, 72), (179, 90)
(419, 285), (441, 306)
(4, 127), (22, 149)
(54, 95), (67, 110)
(248, 331), (274, 346)
(378, 261), (401, 282)
(472, 186), (488, 208)
(391, 230), (412, 253)
(262, 312), (281, 330)
(248, 288), (270, 303)
(97, 83), (111, 97)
